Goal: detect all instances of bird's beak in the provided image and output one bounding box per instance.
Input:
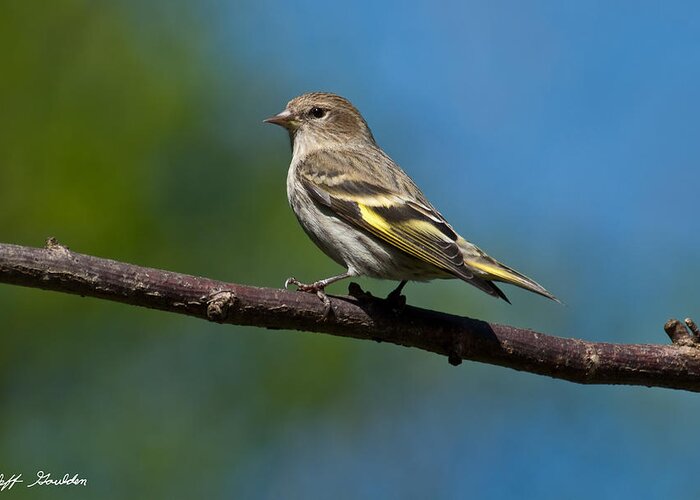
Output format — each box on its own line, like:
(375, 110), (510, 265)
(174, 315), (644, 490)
(263, 109), (293, 128)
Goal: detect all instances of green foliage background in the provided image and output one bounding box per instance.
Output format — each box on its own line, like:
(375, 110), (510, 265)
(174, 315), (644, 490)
(0, 4), (448, 497)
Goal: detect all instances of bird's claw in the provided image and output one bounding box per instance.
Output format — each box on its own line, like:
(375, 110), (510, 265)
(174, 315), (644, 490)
(285, 277), (319, 293)
(316, 290), (332, 317)
(284, 277), (300, 290)
(284, 277), (333, 317)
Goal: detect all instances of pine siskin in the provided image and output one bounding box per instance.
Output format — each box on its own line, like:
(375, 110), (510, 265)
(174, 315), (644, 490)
(265, 92), (558, 306)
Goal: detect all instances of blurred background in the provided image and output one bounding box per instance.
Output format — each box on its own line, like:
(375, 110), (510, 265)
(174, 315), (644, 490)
(1, 0), (699, 498)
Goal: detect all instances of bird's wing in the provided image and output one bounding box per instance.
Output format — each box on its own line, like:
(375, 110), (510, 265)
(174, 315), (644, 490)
(297, 157), (476, 283)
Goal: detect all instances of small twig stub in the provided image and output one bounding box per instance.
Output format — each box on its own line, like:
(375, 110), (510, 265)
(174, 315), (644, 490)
(664, 318), (700, 347)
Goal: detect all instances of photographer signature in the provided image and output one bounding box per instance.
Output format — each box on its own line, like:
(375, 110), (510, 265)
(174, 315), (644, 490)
(0, 471), (87, 491)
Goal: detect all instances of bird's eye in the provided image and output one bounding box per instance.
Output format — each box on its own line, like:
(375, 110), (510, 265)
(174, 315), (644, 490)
(309, 107), (326, 119)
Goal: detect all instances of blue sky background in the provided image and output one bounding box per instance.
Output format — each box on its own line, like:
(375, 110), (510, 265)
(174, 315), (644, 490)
(191, 1), (700, 496)
(1, 1), (700, 498)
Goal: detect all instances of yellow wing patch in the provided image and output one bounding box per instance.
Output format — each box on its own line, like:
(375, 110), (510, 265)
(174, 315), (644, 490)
(357, 204), (459, 272)
(358, 204), (391, 232)
(464, 259), (526, 286)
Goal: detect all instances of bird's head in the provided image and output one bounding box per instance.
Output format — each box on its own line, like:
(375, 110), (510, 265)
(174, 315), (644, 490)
(264, 92), (375, 150)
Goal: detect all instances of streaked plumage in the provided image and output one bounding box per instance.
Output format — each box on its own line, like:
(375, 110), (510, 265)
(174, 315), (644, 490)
(265, 92), (558, 304)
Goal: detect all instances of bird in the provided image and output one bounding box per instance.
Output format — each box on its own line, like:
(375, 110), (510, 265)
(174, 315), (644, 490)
(264, 92), (558, 307)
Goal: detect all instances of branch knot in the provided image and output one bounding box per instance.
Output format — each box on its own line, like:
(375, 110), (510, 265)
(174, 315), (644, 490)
(45, 236), (70, 254)
(206, 291), (237, 323)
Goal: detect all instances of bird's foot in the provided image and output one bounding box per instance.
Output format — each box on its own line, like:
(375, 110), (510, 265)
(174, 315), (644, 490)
(347, 282), (374, 300)
(347, 281), (406, 313)
(385, 280), (407, 313)
(285, 277), (333, 317)
(385, 290), (406, 312)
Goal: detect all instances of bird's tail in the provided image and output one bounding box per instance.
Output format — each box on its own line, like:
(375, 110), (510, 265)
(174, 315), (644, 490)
(459, 239), (560, 302)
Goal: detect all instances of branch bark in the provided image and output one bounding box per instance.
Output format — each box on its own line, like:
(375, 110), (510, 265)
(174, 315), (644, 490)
(1, 240), (698, 392)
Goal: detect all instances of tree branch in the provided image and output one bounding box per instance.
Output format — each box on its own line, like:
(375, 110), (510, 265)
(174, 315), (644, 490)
(1, 240), (698, 392)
